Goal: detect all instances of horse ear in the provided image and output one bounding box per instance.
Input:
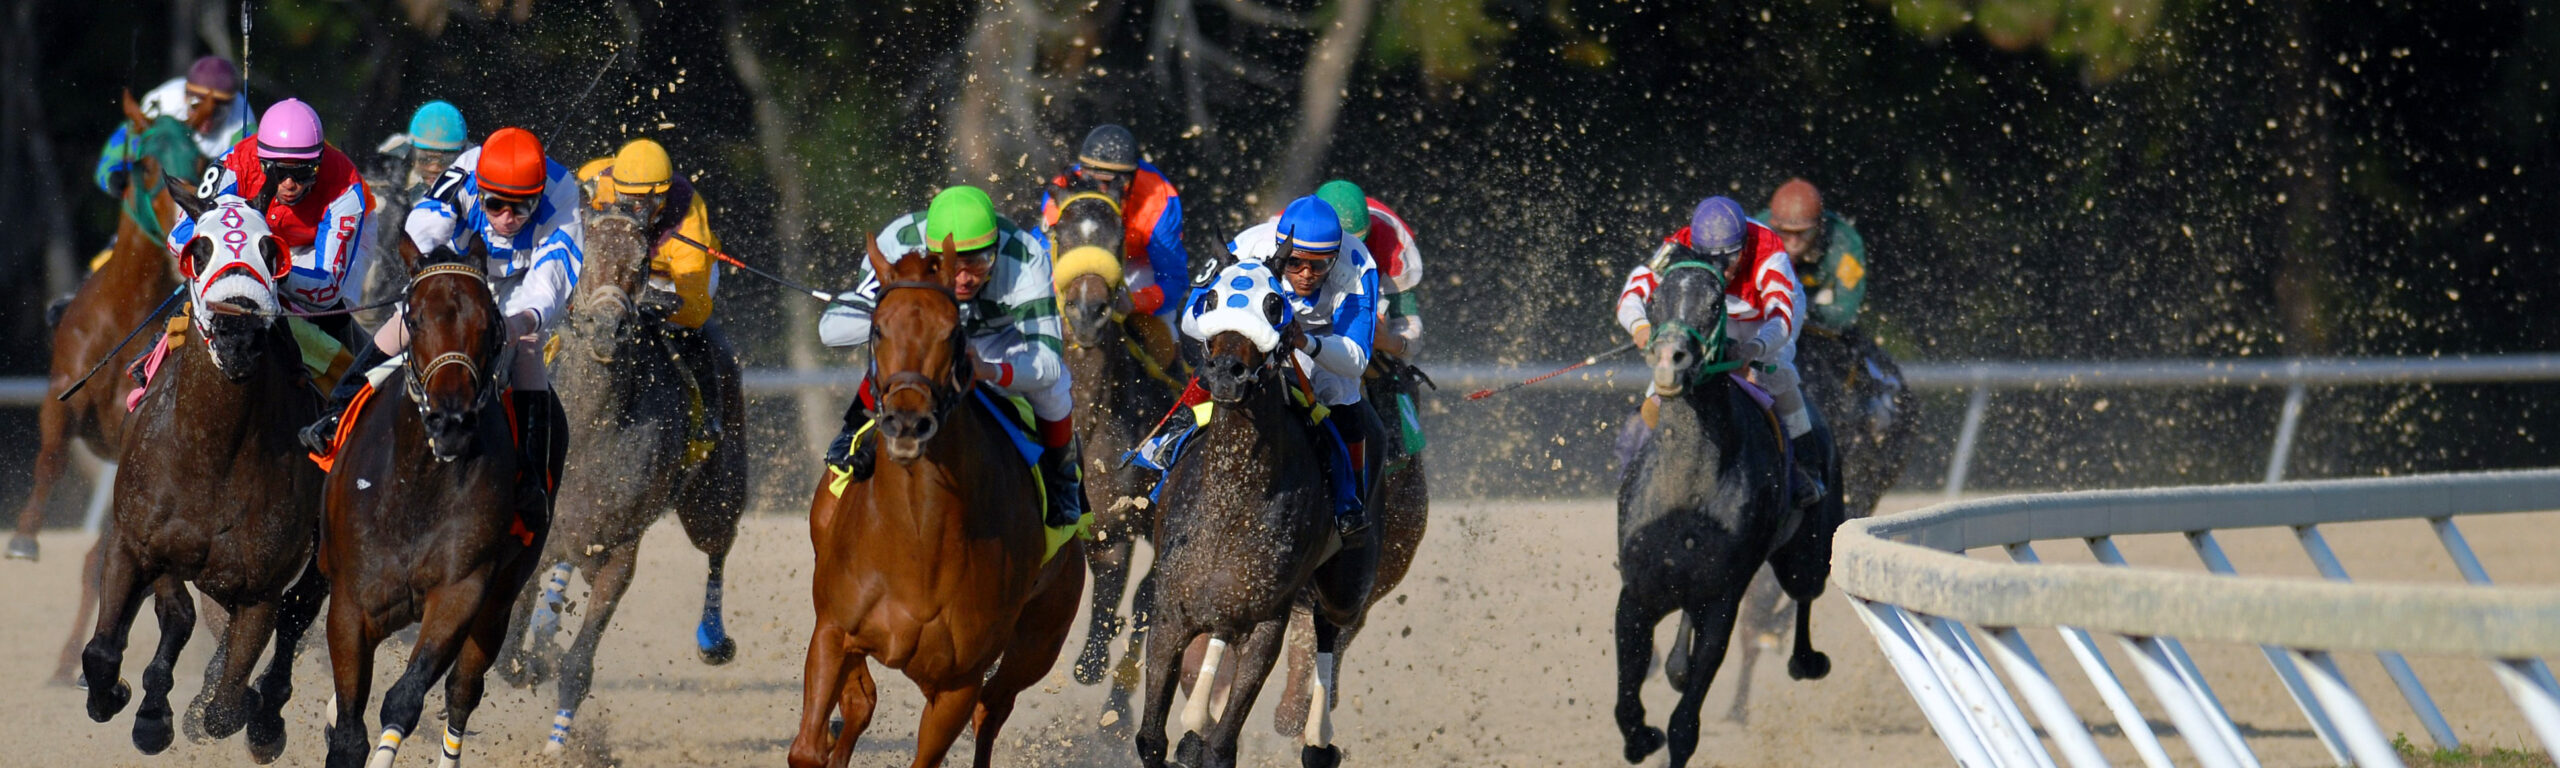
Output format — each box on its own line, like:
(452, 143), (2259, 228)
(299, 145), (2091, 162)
(932, 235), (956, 284)
(262, 236), (290, 279)
(121, 88), (150, 133)
(166, 170), (210, 221)
(864, 237), (892, 281)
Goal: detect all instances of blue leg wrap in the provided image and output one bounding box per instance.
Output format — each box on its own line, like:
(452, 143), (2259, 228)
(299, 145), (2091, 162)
(696, 573), (728, 650)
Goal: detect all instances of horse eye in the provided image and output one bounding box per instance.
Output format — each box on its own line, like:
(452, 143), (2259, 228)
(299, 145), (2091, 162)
(1262, 293), (1285, 326)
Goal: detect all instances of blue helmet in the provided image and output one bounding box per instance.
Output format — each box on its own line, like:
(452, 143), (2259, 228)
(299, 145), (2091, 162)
(1275, 195), (1344, 254)
(408, 100), (469, 152)
(1689, 196), (1747, 256)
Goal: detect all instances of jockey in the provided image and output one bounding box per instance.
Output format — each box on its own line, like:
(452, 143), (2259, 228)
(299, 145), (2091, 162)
(1160, 196), (1380, 539)
(574, 138), (739, 439)
(1760, 179), (1870, 333)
(165, 99), (373, 333)
(300, 126), (580, 496)
(1038, 124), (1188, 365)
(379, 100), (474, 198)
(1312, 179), (1423, 358)
(1614, 196), (1824, 510)
(97, 56), (253, 194)
(817, 185), (1083, 528)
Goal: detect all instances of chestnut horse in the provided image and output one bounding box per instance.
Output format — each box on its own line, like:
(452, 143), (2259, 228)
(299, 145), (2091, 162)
(496, 208), (748, 755)
(1046, 190), (1178, 695)
(79, 188), (327, 764)
(19, 95), (208, 687)
(1136, 317), (1377, 768)
(316, 247), (552, 768)
(789, 240), (1085, 768)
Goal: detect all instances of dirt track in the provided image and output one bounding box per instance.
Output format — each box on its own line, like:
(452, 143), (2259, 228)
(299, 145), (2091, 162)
(4, 493), (2554, 767)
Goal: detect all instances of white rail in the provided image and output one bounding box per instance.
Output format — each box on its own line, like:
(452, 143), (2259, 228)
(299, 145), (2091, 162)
(1837, 469), (2560, 767)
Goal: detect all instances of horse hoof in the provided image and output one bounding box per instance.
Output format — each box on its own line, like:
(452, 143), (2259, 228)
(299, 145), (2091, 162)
(1623, 725), (1665, 764)
(1072, 647), (1112, 686)
(1663, 661), (1691, 692)
(205, 689), (259, 739)
(697, 633), (737, 666)
(1788, 650), (1832, 681)
(4, 535), (36, 561)
(1173, 732), (1204, 768)
(183, 694), (212, 743)
(1300, 744), (1343, 768)
(87, 677), (132, 722)
(247, 710), (288, 764)
(134, 708), (176, 755)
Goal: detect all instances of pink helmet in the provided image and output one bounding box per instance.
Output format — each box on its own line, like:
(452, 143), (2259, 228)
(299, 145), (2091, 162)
(255, 99), (324, 161)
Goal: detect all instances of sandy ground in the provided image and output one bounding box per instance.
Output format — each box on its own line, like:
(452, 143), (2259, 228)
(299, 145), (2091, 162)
(2, 493), (2553, 767)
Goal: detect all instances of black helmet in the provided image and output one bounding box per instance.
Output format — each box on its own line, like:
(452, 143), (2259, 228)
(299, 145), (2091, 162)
(1077, 124), (1139, 173)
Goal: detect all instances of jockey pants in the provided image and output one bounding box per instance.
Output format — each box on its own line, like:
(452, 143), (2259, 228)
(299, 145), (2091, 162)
(1728, 317), (1810, 440)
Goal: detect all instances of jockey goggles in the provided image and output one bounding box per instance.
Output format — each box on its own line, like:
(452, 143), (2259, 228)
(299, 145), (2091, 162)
(952, 243), (997, 271)
(1282, 253), (1336, 276)
(482, 192), (536, 216)
(263, 159), (319, 184)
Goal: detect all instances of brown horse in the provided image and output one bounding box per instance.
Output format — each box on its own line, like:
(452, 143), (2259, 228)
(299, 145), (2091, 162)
(789, 240), (1085, 768)
(315, 247), (552, 768)
(79, 188), (327, 765)
(1046, 190), (1179, 695)
(1136, 323), (1376, 768)
(18, 94), (208, 686)
(495, 208), (748, 755)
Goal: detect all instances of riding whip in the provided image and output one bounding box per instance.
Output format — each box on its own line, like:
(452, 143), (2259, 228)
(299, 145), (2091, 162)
(668, 232), (847, 304)
(1462, 341), (1637, 401)
(57, 287), (186, 402)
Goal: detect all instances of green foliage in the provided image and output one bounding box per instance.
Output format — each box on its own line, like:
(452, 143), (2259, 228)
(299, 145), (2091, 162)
(1877, 0), (2163, 82)
(1374, 0), (1513, 82)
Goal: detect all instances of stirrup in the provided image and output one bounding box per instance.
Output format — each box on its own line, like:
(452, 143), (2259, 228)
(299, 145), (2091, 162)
(299, 414), (341, 455)
(1791, 466), (1825, 510)
(1334, 510), (1370, 544)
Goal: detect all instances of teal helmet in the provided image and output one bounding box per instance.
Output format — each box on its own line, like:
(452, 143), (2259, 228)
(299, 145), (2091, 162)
(408, 101), (469, 152)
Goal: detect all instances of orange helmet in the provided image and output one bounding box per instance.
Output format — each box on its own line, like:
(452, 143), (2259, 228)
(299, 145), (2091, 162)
(476, 127), (548, 197)
(1766, 178), (1823, 233)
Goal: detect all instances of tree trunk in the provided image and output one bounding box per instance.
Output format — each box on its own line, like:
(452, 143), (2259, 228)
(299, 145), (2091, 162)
(724, 0), (836, 456)
(2274, 0), (2333, 355)
(169, 0), (199, 75)
(1269, 0), (1376, 200)
(7, 1), (79, 298)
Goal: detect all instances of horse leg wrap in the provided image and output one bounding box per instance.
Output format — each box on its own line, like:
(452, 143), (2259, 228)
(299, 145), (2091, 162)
(1301, 652), (1337, 747)
(543, 709), (573, 754)
(696, 572), (736, 664)
(1182, 638), (1227, 734)
(365, 725), (404, 768)
(529, 562), (572, 639)
(435, 725), (463, 768)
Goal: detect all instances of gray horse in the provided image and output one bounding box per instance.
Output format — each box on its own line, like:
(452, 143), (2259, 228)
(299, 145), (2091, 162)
(492, 209), (748, 756)
(1613, 259), (1840, 768)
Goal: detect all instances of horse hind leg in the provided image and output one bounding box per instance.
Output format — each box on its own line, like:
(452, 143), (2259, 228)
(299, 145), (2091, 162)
(547, 545), (639, 754)
(321, 584), (383, 768)
(1724, 566), (1790, 722)
(1074, 533), (1137, 685)
(1767, 510), (1837, 682)
(969, 551), (1086, 768)
(496, 559), (572, 689)
(676, 445), (747, 666)
(7, 398), (72, 560)
(131, 575), (199, 754)
(1104, 568), (1160, 727)
(52, 534), (110, 685)
(80, 541), (152, 722)
(1132, 617), (1194, 768)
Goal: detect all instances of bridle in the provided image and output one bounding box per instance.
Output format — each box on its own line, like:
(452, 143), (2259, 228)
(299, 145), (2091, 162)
(402, 260), (513, 415)
(868, 278), (970, 428)
(1651, 260), (1744, 390)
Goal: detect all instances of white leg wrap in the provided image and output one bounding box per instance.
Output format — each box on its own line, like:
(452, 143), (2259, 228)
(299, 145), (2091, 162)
(543, 709), (574, 754)
(1302, 652), (1337, 747)
(365, 725), (405, 768)
(436, 725), (463, 768)
(1180, 637), (1227, 735)
(324, 694), (338, 726)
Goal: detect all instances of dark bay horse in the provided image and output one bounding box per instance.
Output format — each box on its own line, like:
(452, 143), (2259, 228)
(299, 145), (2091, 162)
(1046, 190), (1180, 694)
(316, 248), (550, 768)
(789, 240), (1085, 768)
(1678, 323), (1918, 722)
(1272, 356), (1433, 739)
(494, 207), (747, 755)
(1137, 321), (1376, 768)
(1614, 259), (1840, 768)
(80, 190), (327, 764)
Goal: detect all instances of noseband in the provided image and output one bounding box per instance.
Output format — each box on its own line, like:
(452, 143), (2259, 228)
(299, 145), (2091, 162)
(870, 279), (970, 426)
(1652, 261), (1743, 389)
(402, 260), (513, 415)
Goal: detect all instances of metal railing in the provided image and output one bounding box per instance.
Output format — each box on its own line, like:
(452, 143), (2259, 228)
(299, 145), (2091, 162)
(1836, 469), (2560, 767)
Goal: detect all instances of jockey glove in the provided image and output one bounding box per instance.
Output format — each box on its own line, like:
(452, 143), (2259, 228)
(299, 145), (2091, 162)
(1737, 337), (1770, 365)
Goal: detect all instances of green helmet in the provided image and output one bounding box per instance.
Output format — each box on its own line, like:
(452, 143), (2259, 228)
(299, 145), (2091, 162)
(1314, 179), (1370, 239)
(925, 185), (1000, 252)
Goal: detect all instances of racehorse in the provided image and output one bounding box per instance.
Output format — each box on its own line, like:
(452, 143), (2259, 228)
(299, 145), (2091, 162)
(78, 187), (327, 764)
(1613, 258), (1840, 768)
(315, 245), (553, 768)
(788, 239), (1085, 768)
(16, 94), (207, 685)
(1675, 323), (1917, 722)
(1045, 189), (1180, 696)
(1273, 356), (1433, 739)
(495, 207), (748, 754)
(1135, 281), (1377, 768)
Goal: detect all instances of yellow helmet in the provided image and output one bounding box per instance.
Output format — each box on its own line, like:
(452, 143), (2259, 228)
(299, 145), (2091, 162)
(610, 139), (674, 196)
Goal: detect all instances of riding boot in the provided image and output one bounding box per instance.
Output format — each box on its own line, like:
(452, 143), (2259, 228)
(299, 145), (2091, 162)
(510, 389), (569, 530)
(824, 398), (876, 480)
(1134, 377), (1211, 470)
(665, 323), (735, 444)
(1036, 439), (1086, 528)
(300, 342), (394, 454)
(1318, 419), (1369, 543)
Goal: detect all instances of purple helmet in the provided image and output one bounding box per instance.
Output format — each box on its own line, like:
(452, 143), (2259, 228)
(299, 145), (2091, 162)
(185, 56), (238, 98)
(1688, 196), (1747, 256)
(255, 99), (324, 161)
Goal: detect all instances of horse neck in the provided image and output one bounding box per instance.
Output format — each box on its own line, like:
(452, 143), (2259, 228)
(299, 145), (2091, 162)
(873, 395), (1019, 536)
(166, 321), (308, 429)
(105, 199), (179, 290)
(553, 309), (666, 415)
(1656, 376), (1748, 462)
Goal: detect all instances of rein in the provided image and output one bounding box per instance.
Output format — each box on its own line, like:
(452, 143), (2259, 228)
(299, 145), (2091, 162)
(870, 279), (970, 428)
(1653, 260), (1748, 389)
(402, 261), (512, 415)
